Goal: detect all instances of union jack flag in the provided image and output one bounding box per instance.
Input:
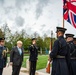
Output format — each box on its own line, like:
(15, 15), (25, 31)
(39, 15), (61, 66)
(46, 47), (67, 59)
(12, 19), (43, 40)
(63, 0), (76, 28)
(70, 0), (76, 2)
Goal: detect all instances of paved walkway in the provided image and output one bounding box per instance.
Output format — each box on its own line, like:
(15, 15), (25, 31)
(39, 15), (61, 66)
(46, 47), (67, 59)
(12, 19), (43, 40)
(3, 66), (50, 75)
(3, 66), (27, 75)
(38, 68), (51, 74)
(3, 57), (51, 75)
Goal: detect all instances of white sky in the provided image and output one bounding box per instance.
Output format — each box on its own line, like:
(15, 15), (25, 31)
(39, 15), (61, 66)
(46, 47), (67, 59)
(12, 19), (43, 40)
(0, 0), (76, 37)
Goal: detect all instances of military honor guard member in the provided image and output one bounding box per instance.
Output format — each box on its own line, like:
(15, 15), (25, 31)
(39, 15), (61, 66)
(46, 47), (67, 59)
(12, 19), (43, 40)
(50, 27), (69, 75)
(10, 41), (24, 75)
(65, 34), (76, 75)
(0, 37), (7, 75)
(29, 38), (38, 75)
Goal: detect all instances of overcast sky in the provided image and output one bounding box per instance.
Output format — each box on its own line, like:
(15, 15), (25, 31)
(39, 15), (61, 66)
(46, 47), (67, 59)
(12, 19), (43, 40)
(0, 0), (76, 37)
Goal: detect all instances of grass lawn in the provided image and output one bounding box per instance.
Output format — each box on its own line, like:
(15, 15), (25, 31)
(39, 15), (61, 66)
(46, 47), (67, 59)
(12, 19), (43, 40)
(22, 55), (49, 70)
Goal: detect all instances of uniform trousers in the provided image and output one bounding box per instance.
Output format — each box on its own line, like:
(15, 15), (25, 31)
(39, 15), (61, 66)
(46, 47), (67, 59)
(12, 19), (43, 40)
(29, 61), (37, 75)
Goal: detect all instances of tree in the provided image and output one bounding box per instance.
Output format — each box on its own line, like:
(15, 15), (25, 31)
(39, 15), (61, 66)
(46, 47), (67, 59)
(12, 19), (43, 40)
(33, 32), (39, 38)
(37, 36), (44, 50)
(0, 23), (12, 50)
(0, 28), (4, 37)
(23, 38), (31, 51)
(1, 23), (12, 41)
(43, 37), (51, 50)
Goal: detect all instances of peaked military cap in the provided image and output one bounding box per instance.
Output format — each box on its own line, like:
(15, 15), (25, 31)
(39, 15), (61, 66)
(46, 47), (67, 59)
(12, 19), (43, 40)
(56, 27), (67, 33)
(73, 37), (76, 41)
(65, 34), (74, 38)
(32, 38), (36, 41)
(0, 37), (5, 41)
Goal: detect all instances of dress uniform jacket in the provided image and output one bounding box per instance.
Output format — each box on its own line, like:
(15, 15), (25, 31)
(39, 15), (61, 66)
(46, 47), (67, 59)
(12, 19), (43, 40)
(0, 46), (7, 68)
(67, 41), (76, 75)
(29, 44), (38, 61)
(50, 36), (69, 75)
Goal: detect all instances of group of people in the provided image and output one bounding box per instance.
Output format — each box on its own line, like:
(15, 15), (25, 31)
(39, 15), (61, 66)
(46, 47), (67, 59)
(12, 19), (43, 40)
(0, 26), (76, 75)
(0, 37), (38, 75)
(50, 27), (76, 75)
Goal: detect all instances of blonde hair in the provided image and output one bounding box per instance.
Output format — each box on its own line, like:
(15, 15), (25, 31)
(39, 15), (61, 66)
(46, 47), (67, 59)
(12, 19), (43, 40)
(17, 41), (23, 44)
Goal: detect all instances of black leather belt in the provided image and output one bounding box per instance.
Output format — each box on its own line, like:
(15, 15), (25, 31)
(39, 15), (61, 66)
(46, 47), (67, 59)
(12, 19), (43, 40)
(56, 55), (65, 58)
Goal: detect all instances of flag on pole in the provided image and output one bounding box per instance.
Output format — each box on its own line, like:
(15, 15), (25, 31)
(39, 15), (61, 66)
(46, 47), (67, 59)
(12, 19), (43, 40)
(70, 0), (76, 2)
(63, 0), (76, 28)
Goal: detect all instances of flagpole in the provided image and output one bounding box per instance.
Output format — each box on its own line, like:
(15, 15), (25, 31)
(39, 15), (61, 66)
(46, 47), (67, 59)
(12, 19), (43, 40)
(46, 30), (53, 73)
(63, 16), (64, 28)
(63, 0), (64, 28)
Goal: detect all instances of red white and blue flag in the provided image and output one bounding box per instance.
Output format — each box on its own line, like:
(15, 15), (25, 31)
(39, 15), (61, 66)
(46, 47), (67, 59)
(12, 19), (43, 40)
(70, 0), (76, 2)
(63, 0), (76, 28)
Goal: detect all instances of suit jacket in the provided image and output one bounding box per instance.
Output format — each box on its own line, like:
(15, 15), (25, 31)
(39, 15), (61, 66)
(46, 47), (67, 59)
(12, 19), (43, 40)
(10, 46), (24, 66)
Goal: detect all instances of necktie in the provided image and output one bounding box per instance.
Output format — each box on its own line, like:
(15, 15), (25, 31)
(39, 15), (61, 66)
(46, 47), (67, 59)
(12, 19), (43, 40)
(18, 48), (22, 55)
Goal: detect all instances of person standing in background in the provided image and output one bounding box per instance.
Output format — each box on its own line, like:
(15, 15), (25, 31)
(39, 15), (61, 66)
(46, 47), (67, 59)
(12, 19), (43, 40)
(65, 34), (76, 75)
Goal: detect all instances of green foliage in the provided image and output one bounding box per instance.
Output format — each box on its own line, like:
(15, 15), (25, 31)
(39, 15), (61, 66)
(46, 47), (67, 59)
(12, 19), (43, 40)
(23, 38), (31, 51)
(5, 42), (12, 50)
(43, 37), (51, 50)
(37, 37), (44, 49)
(0, 24), (55, 52)
(0, 29), (4, 37)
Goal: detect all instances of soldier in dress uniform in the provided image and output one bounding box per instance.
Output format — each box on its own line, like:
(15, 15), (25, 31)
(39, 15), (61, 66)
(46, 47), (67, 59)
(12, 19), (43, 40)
(0, 37), (7, 75)
(50, 27), (69, 75)
(29, 38), (38, 75)
(65, 34), (76, 75)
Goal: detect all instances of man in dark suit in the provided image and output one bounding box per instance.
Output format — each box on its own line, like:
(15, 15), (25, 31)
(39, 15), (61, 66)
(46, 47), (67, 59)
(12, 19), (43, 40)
(50, 27), (69, 75)
(29, 38), (38, 75)
(10, 41), (24, 75)
(0, 37), (7, 75)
